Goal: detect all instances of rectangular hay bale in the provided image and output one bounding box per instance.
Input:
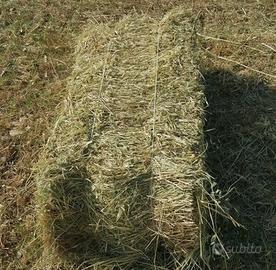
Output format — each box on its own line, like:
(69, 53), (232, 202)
(35, 8), (208, 269)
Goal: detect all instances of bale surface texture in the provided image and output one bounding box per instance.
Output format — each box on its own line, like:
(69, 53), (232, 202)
(35, 9), (206, 268)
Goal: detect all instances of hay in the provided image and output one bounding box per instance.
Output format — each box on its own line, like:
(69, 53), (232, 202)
(150, 11), (206, 257)
(35, 8), (209, 269)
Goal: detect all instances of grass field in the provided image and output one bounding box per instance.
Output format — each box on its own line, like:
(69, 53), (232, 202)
(0, 1), (275, 269)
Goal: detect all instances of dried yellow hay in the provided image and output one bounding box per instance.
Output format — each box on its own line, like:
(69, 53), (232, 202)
(35, 8), (208, 269)
(150, 11), (206, 257)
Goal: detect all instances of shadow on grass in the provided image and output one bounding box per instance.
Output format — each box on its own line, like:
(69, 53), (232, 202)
(203, 69), (276, 270)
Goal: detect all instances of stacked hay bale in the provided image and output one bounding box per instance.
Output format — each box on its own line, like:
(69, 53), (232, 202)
(35, 9), (208, 269)
(36, 18), (155, 268)
(151, 11), (207, 258)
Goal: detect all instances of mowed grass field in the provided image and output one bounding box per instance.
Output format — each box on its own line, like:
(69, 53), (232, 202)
(0, 1), (275, 269)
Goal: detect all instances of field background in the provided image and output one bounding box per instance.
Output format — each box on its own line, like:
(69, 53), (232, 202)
(0, 1), (275, 269)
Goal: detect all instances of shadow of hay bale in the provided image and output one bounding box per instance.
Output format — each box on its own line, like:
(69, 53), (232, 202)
(203, 69), (276, 270)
